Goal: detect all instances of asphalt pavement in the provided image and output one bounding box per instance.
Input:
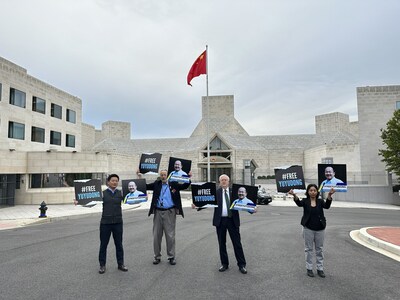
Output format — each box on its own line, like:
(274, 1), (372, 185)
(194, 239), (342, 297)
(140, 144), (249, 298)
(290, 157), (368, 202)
(1, 192), (399, 262)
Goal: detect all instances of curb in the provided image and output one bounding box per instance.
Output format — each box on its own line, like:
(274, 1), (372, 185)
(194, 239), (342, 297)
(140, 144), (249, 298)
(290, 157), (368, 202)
(0, 204), (142, 231)
(359, 227), (400, 256)
(350, 228), (400, 262)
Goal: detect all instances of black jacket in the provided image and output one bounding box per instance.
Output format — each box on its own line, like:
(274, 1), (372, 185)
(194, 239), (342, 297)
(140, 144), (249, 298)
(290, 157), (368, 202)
(213, 188), (240, 228)
(146, 180), (190, 217)
(101, 188), (124, 224)
(294, 197), (332, 229)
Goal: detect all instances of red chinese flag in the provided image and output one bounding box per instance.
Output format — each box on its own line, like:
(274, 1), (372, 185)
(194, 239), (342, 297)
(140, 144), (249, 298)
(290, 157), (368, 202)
(187, 50), (207, 86)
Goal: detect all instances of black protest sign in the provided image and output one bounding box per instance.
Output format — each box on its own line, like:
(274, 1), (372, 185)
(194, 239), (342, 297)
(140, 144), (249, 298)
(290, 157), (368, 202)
(231, 184), (258, 203)
(74, 179), (102, 205)
(274, 165), (305, 193)
(318, 164), (347, 192)
(167, 157), (192, 184)
(231, 184), (257, 213)
(122, 178), (147, 198)
(139, 153), (162, 174)
(191, 182), (217, 207)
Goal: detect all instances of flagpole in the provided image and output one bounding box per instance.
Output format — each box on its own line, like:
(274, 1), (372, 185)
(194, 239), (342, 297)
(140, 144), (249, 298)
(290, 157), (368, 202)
(206, 45), (210, 182)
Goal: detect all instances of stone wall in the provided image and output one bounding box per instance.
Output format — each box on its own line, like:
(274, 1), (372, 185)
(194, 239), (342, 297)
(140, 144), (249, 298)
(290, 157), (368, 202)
(357, 85), (400, 182)
(315, 112), (350, 134)
(0, 56), (82, 152)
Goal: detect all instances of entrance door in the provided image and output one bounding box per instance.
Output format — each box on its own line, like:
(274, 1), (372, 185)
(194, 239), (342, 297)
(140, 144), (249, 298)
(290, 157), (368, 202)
(0, 174), (16, 206)
(202, 167), (232, 182)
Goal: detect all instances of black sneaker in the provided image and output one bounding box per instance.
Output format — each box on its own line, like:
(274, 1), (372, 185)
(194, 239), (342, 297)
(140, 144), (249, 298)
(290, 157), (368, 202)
(168, 257), (176, 265)
(307, 269), (314, 277)
(317, 270), (325, 278)
(153, 258), (161, 265)
(118, 265), (128, 272)
(99, 266), (106, 274)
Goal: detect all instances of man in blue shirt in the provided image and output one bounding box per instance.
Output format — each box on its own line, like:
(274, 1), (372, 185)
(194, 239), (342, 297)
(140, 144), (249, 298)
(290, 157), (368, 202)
(140, 169), (190, 265)
(168, 160), (189, 183)
(231, 187), (256, 213)
(321, 166), (344, 187)
(124, 181), (146, 204)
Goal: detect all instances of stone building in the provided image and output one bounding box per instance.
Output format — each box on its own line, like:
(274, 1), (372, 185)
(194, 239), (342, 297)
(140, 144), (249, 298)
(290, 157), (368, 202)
(1, 56), (399, 205)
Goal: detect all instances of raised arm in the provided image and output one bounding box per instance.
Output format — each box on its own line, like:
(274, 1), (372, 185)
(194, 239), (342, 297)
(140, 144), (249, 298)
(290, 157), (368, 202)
(288, 189), (303, 207)
(323, 187), (335, 209)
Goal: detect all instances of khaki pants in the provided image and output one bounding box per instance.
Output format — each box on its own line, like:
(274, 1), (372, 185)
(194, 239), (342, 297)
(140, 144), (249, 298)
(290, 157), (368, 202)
(153, 208), (177, 259)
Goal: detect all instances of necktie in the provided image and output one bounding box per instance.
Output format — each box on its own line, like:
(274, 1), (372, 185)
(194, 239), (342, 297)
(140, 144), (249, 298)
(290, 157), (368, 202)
(224, 189), (231, 217)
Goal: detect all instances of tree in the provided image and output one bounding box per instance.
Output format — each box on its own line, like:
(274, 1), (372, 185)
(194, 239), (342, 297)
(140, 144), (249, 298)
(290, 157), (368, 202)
(379, 109), (400, 178)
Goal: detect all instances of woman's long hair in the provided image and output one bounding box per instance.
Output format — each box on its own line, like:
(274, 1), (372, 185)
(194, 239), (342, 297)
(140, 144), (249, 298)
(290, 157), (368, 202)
(305, 183), (319, 200)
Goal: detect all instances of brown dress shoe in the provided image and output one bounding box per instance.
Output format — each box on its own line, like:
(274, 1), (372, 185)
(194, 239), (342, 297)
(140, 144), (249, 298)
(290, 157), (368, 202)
(118, 265), (128, 272)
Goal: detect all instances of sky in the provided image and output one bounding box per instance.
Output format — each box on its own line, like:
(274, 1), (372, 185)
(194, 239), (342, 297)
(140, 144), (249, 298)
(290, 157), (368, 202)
(1, 0), (400, 139)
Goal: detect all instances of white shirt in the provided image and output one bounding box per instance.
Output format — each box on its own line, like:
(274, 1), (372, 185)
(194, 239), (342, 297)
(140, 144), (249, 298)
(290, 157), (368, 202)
(221, 188), (230, 217)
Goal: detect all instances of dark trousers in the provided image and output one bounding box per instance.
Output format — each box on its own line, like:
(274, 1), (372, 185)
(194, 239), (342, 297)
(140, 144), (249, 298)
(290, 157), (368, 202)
(216, 217), (246, 268)
(99, 223), (124, 266)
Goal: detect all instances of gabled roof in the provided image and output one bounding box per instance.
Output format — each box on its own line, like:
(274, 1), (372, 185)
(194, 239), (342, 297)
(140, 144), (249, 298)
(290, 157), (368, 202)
(91, 129), (358, 154)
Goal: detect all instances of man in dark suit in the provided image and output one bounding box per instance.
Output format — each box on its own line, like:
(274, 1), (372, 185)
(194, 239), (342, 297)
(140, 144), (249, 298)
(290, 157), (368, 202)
(139, 169), (190, 265)
(213, 174), (247, 274)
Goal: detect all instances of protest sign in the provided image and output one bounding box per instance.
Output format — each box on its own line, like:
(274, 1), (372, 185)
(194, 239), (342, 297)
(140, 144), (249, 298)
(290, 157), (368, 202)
(139, 153), (162, 174)
(191, 182), (217, 208)
(74, 179), (102, 206)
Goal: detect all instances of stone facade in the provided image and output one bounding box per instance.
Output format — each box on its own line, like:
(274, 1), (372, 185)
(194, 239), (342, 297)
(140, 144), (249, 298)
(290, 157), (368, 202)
(0, 57), (82, 152)
(1, 55), (399, 205)
(357, 85), (400, 183)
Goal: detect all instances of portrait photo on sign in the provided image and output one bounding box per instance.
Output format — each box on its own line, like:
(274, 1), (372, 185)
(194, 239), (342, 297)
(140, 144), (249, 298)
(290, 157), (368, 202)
(121, 178), (148, 204)
(167, 157), (191, 183)
(139, 153), (162, 175)
(191, 182), (217, 208)
(318, 164), (347, 192)
(231, 184), (257, 213)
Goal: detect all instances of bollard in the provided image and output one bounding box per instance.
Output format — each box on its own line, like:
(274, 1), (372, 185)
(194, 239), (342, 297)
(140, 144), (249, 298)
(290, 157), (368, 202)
(39, 201), (48, 218)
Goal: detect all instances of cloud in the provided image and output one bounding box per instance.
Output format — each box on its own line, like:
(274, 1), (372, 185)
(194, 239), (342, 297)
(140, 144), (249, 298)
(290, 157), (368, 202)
(1, 0), (400, 139)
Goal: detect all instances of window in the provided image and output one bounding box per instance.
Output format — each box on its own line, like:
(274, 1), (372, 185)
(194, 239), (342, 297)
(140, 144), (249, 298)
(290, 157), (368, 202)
(66, 134), (75, 147)
(31, 126), (45, 143)
(396, 101), (400, 110)
(8, 121), (25, 140)
(9, 88), (26, 108)
(50, 130), (61, 145)
(32, 97), (46, 114)
(322, 157), (333, 164)
(51, 103), (62, 119)
(66, 109), (76, 123)
(30, 173), (106, 188)
(209, 136), (229, 150)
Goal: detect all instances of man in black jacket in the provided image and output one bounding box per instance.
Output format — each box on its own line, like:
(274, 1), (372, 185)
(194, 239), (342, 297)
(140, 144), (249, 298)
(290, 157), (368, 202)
(213, 174), (247, 274)
(141, 169), (190, 265)
(98, 174), (128, 274)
